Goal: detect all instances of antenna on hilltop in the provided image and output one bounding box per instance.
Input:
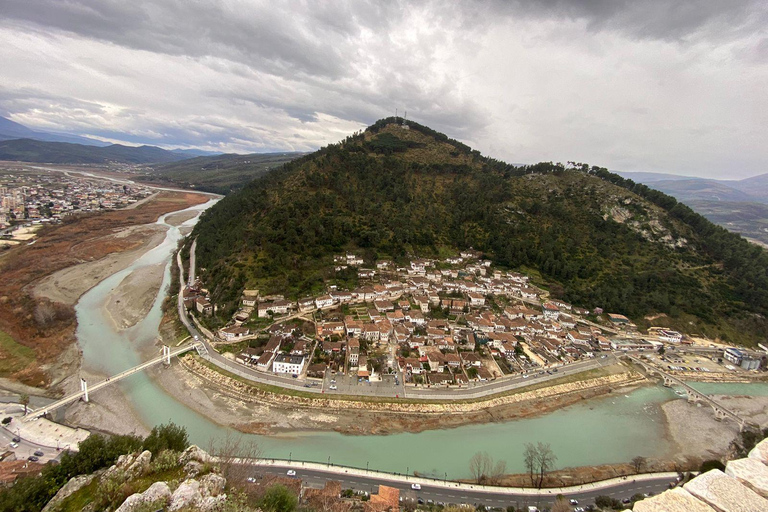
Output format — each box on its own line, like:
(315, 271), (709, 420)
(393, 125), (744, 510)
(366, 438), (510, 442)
(402, 110), (409, 130)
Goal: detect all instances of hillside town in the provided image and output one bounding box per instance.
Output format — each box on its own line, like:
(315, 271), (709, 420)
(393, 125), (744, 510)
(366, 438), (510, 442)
(181, 250), (764, 391)
(0, 167), (153, 233)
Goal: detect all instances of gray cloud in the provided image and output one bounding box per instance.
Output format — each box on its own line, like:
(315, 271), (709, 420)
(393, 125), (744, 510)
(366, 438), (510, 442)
(0, 0), (765, 178)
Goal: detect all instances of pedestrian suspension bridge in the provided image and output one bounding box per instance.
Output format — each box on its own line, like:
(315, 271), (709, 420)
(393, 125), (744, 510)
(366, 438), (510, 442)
(24, 342), (206, 421)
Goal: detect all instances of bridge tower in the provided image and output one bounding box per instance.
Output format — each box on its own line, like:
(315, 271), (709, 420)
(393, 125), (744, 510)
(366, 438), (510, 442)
(163, 345), (171, 366)
(80, 378), (89, 402)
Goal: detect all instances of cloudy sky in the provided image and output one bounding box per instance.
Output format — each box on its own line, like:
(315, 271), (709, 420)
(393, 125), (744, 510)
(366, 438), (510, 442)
(1, 1), (766, 178)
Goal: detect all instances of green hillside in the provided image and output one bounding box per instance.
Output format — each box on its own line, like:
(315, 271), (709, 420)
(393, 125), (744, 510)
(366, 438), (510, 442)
(141, 152), (304, 194)
(192, 118), (768, 345)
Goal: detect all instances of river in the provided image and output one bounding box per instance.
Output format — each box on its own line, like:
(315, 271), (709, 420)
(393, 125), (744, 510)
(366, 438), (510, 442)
(73, 200), (768, 478)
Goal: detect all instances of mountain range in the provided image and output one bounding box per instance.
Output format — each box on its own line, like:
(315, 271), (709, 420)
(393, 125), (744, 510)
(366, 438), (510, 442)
(191, 118), (768, 346)
(618, 171), (768, 204)
(0, 115), (219, 163)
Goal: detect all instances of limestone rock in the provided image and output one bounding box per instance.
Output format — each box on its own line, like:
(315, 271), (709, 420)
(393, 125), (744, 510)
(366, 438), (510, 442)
(200, 472), (227, 497)
(684, 469), (768, 512)
(179, 445), (214, 465)
(169, 479), (202, 511)
(199, 495), (228, 511)
(115, 481), (171, 512)
(725, 457), (768, 498)
(748, 438), (768, 464)
(184, 460), (204, 477)
(125, 450), (152, 478)
(632, 487), (715, 512)
(42, 473), (98, 512)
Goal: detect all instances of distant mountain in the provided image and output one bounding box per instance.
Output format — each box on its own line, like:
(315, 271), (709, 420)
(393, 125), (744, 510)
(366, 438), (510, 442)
(617, 170), (768, 204)
(141, 152), (304, 194)
(0, 138), (190, 165)
(648, 178), (759, 203)
(0, 116), (109, 147)
(170, 148), (222, 158)
(728, 172), (768, 199)
(191, 118), (768, 345)
(616, 171), (696, 183)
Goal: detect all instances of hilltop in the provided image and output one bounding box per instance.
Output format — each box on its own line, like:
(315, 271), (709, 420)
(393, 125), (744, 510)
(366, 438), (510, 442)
(192, 118), (768, 345)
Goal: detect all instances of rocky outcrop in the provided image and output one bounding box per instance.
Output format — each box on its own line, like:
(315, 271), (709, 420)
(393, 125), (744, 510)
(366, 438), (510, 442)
(180, 444), (215, 465)
(115, 481), (172, 512)
(634, 438), (768, 511)
(169, 479), (202, 511)
(125, 450), (152, 478)
(200, 472), (227, 497)
(42, 473), (98, 512)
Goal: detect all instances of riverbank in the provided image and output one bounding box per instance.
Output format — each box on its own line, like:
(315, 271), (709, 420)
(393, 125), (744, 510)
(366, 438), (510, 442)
(661, 393), (768, 464)
(148, 353), (646, 436)
(0, 190), (209, 389)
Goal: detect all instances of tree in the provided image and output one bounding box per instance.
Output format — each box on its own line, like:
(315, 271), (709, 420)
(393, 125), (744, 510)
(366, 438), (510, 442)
(523, 442), (557, 488)
(523, 443), (538, 487)
(631, 456), (647, 474)
(534, 442), (557, 489)
(208, 431), (261, 486)
(657, 345), (665, 355)
(551, 497), (571, 512)
(19, 394), (29, 415)
(469, 451), (492, 483)
(142, 422), (189, 453)
(260, 484), (297, 512)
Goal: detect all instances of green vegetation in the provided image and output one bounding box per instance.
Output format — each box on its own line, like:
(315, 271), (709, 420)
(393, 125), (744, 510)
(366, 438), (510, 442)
(0, 329), (34, 377)
(192, 118), (768, 345)
(142, 152), (303, 194)
(259, 484), (298, 512)
(0, 422), (190, 512)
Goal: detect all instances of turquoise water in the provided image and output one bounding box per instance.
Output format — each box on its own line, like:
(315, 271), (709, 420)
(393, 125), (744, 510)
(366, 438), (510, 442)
(74, 200), (768, 477)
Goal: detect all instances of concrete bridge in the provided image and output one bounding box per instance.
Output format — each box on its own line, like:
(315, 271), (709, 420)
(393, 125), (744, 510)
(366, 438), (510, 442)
(627, 355), (757, 431)
(24, 343), (202, 421)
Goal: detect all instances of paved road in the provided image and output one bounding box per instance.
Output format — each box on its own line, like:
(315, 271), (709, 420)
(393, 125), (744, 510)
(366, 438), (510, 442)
(250, 465), (675, 510)
(188, 238), (197, 286)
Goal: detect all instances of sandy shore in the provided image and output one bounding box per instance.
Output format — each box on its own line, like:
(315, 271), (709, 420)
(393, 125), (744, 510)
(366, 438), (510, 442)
(64, 367), (150, 438)
(32, 224), (168, 306)
(104, 263), (166, 330)
(166, 210), (199, 227)
(661, 394), (768, 463)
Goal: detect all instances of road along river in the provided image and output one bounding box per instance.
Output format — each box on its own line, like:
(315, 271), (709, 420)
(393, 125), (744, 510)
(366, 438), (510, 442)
(71, 199), (768, 479)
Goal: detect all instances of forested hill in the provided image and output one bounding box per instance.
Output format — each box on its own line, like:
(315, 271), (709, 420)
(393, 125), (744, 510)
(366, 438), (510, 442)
(0, 138), (189, 164)
(192, 118), (768, 345)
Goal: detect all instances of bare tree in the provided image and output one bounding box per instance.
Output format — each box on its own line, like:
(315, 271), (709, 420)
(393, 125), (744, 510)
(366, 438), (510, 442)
(523, 442), (557, 488)
(551, 496), (571, 512)
(631, 456), (647, 474)
(534, 442), (557, 489)
(34, 301), (56, 328)
(208, 432), (261, 487)
(523, 443), (538, 487)
(469, 451), (492, 483)
(490, 459), (507, 485)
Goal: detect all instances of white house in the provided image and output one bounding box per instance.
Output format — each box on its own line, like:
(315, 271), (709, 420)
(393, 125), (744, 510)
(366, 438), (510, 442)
(272, 353), (306, 375)
(315, 295), (335, 309)
(219, 326), (250, 341)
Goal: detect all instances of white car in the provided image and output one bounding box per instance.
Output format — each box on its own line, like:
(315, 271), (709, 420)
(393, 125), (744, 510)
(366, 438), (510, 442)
(287, 470), (296, 476)
(329, 385), (337, 390)
(9, 442), (18, 449)
(246, 477), (256, 483)
(411, 483), (421, 490)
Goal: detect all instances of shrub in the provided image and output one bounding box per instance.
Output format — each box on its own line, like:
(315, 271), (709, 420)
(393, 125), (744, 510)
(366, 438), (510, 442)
(150, 450), (181, 473)
(142, 422), (189, 453)
(259, 484), (298, 512)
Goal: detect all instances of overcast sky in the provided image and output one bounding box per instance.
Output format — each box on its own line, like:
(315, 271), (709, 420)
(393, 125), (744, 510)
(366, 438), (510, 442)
(1, 1), (766, 178)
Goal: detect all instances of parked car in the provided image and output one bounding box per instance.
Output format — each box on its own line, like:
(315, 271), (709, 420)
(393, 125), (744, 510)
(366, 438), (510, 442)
(569, 499), (579, 505)
(34, 450), (44, 457)
(411, 484), (421, 490)
(9, 442), (18, 449)
(287, 470), (296, 476)
(246, 477), (256, 483)
(27, 456), (39, 462)
(329, 385), (338, 390)
(12, 437), (20, 443)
